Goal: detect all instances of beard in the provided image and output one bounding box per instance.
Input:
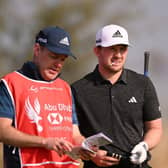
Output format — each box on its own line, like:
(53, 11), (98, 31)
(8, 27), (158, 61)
(105, 63), (123, 74)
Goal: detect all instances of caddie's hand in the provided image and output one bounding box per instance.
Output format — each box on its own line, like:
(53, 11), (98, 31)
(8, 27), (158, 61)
(130, 141), (148, 164)
(43, 137), (73, 157)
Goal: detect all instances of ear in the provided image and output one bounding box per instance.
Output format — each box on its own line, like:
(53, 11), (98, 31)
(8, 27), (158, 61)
(93, 46), (100, 58)
(33, 43), (41, 56)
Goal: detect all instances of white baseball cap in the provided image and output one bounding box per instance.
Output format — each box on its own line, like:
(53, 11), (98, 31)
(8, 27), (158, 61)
(96, 24), (130, 47)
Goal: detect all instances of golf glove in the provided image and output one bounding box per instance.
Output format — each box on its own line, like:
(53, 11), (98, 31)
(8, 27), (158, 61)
(130, 141), (148, 164)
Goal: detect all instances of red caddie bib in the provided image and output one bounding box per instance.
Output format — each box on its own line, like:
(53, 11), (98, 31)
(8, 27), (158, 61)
(2, 71), (80, 168)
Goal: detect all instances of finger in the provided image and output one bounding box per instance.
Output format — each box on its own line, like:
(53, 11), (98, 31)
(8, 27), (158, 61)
(54, 147), (63, 156)
(79, 152), (90, 160)
(59, 140), (73, 152)
(105, 155), (120, 161)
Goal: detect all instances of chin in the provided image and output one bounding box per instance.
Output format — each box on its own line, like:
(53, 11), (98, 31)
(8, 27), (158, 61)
(110, 67), (122, 73)
(49, 76), (58, 81)
(43, 74), (57, 81)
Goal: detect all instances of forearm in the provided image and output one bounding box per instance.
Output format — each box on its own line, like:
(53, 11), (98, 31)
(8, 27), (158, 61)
(0, 118), (74, 157)
(130, 118), (162, 165)
(72, 124), (85, 145)
(0, 123), (44, 148)
(143, 118), (162, 150)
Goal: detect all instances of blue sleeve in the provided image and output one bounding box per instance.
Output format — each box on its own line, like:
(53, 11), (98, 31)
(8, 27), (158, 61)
(72, 94), (78, 125)
(0, 81), (14, 119)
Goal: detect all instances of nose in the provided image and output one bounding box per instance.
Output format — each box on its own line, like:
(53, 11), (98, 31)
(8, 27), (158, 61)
(54, 59), (65, 67)
(54, 61), (62, 68)
(114, 49), (122, 57)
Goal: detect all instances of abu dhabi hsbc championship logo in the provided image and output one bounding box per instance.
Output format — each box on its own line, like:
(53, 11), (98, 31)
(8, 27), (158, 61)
(24, 97), (64, 132)
(47, 113), (63, 125)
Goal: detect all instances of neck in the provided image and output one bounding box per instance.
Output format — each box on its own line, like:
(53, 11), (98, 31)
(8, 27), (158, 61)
(98, 66), (123, 84)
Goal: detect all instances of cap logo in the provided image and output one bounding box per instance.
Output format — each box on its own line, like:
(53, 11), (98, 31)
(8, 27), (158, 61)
(112, 30), (123, 38)
(59, 37), (69, 46)
(96, 39), (101, 43)
(37, 37), (47, 44)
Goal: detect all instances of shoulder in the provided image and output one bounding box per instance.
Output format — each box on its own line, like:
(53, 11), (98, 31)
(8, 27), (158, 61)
(124, 69), (157, 95)
(0, 81), (14, 119)
(56, 77), (71, 91)
(2, 71), (17, 79)
(125, 69), (151, 86)
(125, 69), (145, 79)
(71, 72), (94, 89)
(1, 71), (18, 86)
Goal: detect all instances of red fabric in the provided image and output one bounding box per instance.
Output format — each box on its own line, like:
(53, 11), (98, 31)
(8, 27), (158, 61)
(3, 72), (79, 168)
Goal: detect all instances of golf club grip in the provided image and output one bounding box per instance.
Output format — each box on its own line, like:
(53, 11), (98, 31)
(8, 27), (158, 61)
(144, 51), (150, 76)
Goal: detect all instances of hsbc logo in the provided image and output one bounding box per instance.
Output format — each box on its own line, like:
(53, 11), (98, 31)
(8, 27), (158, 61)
(47, 113), (63, 125)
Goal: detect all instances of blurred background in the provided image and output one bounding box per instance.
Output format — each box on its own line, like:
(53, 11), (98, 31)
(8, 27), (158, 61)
(0, 0), (167, 167)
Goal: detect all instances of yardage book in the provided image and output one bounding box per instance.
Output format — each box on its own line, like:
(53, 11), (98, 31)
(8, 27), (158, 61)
(66, 132), (113, 159)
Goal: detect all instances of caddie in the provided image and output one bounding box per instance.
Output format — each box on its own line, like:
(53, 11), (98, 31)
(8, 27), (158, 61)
(0, 26), (96, 168)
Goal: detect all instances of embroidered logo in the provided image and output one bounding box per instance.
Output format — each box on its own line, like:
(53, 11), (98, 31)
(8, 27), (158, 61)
(37, 37), (47, 44)
(25, 97), (43, 132)
(128, 96), (137, 103)
(59, 37), (69, 46)
(112, 30), (123, 38)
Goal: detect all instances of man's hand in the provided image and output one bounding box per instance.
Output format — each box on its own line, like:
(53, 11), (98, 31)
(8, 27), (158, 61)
(91, 150), (120, 167)
(130, 141), (148, 164)
(78, 146), (97, 160)
(42, 137), (73, 157)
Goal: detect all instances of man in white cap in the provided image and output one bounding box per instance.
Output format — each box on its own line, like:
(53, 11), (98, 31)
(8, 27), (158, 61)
(71, 24), (162, 168)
